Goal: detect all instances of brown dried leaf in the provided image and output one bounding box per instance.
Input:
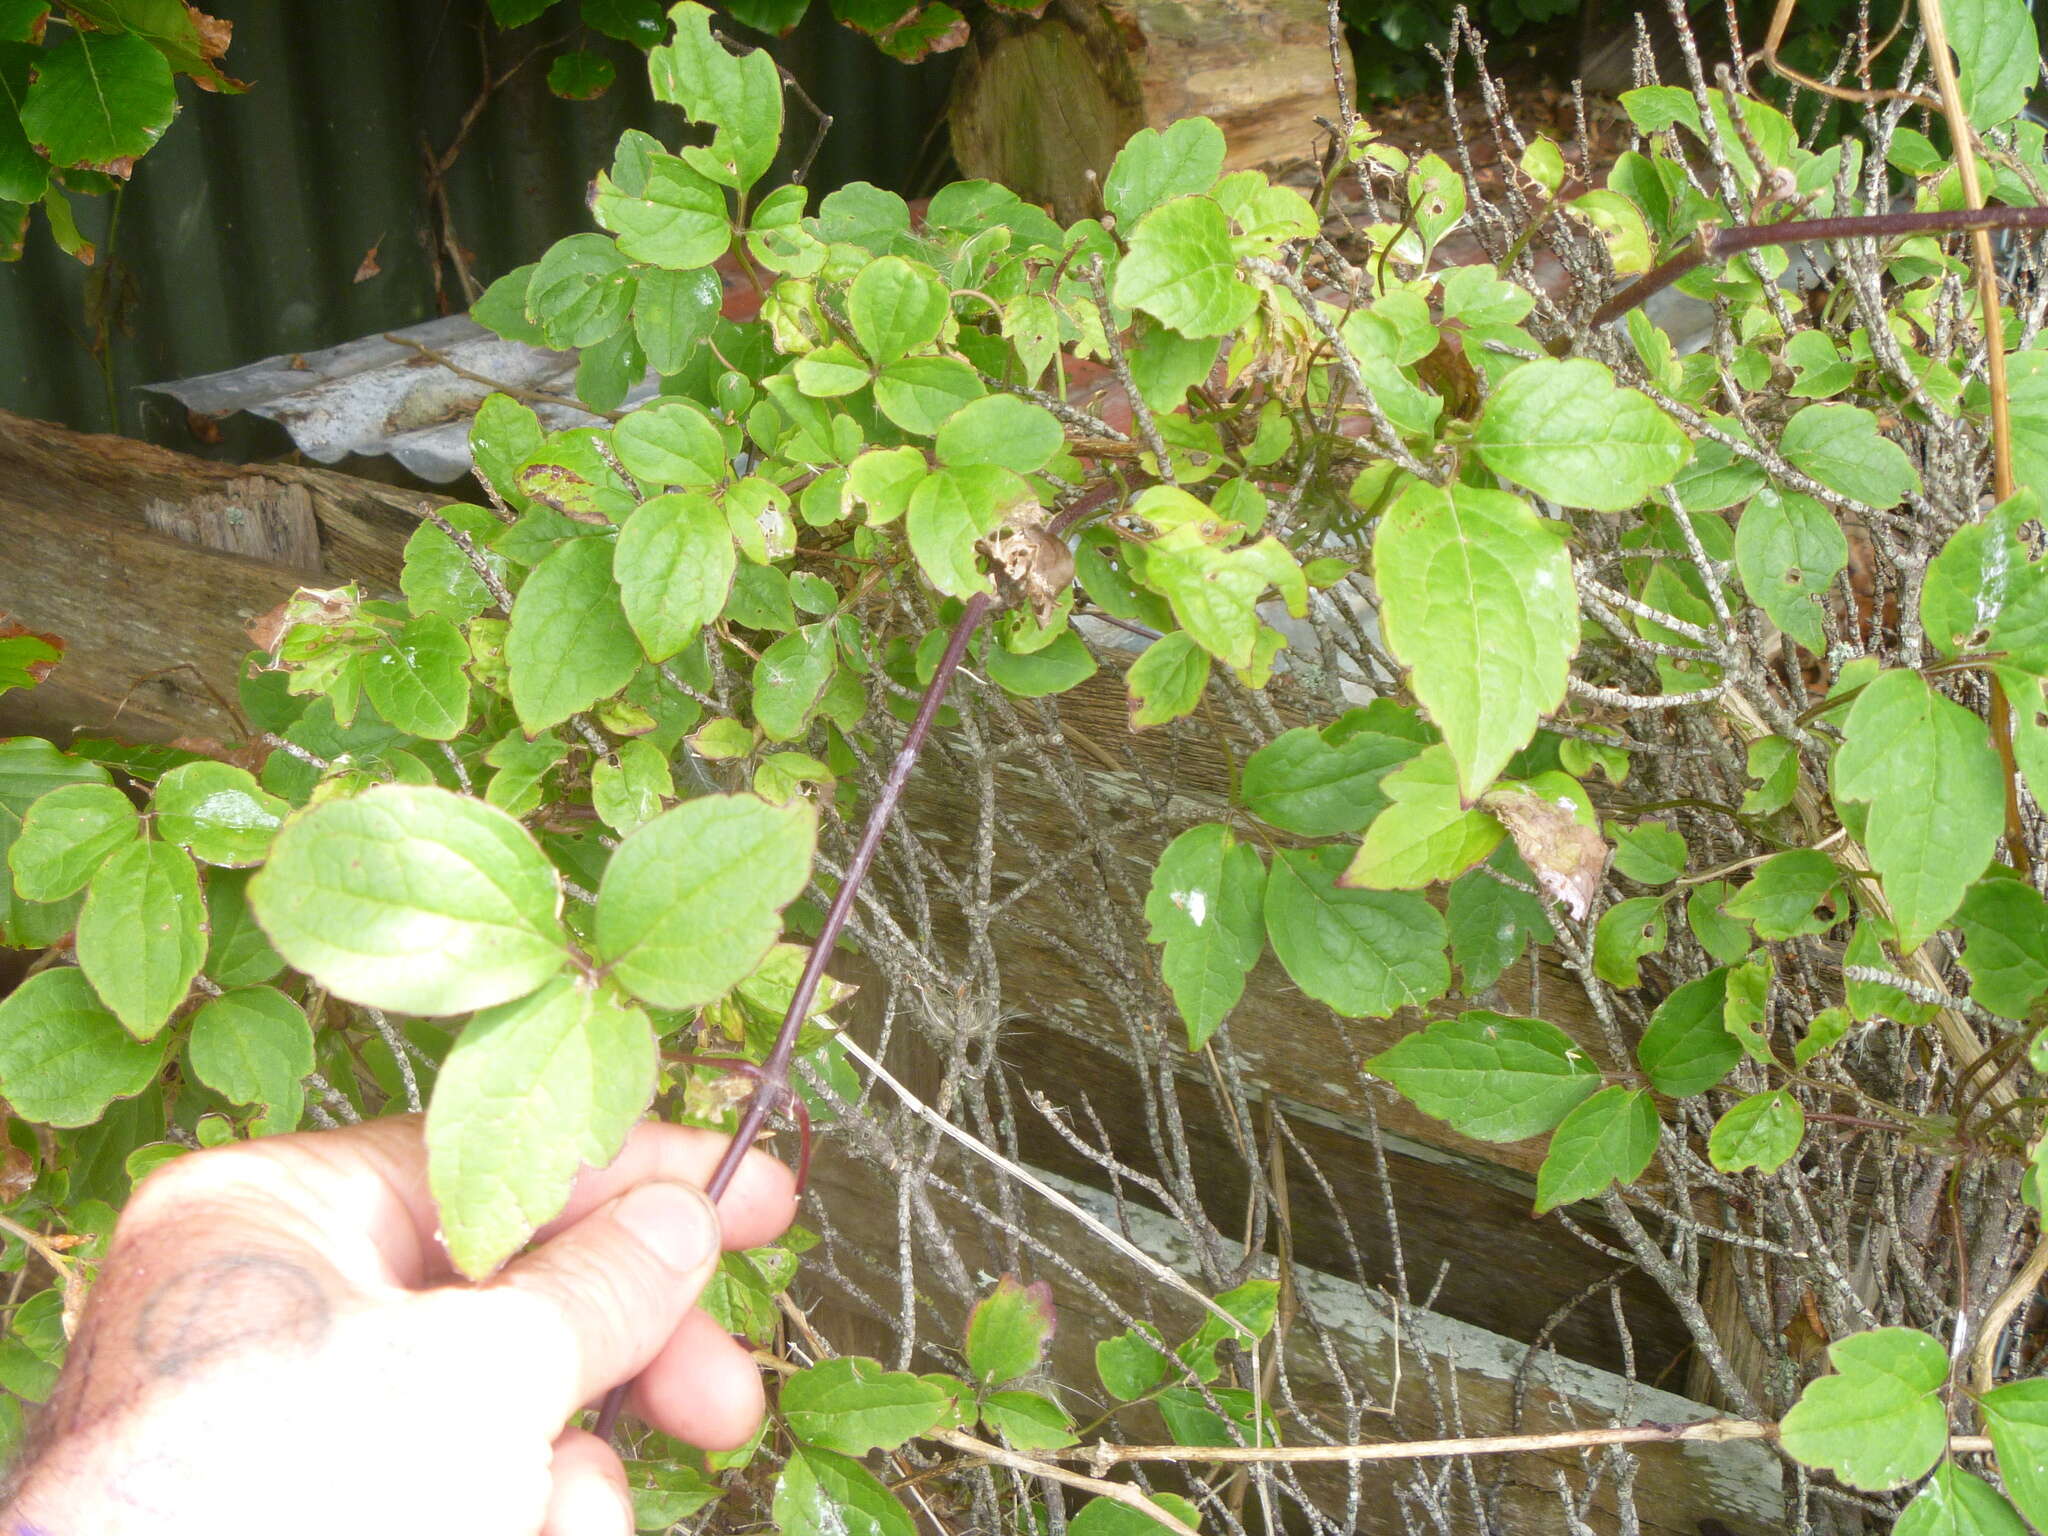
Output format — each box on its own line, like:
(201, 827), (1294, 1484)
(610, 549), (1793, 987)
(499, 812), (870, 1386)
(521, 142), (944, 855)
(352, 236), (384, 284)
(1481, 786), (1609, 921)
(0, 1143), (36, 1204)
(187, 6), (234, 59)
(976, 504), (1075, 626)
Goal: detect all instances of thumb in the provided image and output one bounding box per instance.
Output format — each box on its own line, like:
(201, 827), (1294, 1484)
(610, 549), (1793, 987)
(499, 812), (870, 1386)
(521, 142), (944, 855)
(496, 1178), (724, 1421)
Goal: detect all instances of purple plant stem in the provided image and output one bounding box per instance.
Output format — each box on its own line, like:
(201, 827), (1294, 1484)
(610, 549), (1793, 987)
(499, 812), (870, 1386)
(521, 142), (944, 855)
(1591, 204), (2048, 330)
(594, 591), (995, 1443)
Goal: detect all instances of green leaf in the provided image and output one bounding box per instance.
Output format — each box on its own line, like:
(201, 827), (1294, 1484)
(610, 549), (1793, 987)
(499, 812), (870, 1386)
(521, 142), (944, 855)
(1342, 745), (1502, 889)
(186, 986), (313, 1135)
(517, 433), (640, 526)
(984, 631), (1096, 698)
(1142, 525), (1305, 673)
(1735, 488), (1847, 652)
(1846, 919), (1937, 1023)
(1373, 480), (1576, 800)
(873, 356), (985, 436)
(472, 266), (544, 347)
(1795, 1006), (1853, 1068)
(1144, 823), (1265, 1050)
(0, 41), (47, 206)
(1591, 895), (1666, 986)
(773, 1446), (915, 1536)
(593, 793), (815, 1009)
(753, 624), (837, 742)
(1943, 0), (2035, 127)
(1955, 878), (2048, 1017)
(626, 1460), (721, 1531)
(614, 400), (728, 488)
(592, 738), (674, 836)
(18, 31), (175, 171)
(1239, 724), (1419, 836)
(780, 1356), (951, 1454)
(1113, 196), (1257, 338)
(846, 446), (926, 527)
(1636, 969), (1739, 1096)
(0, 968), (161, 1128)
(614, 492), (735, 662)
(1979, 1378), (2048, 1529)
(1156, 1384), (1268, 1449)
(583, 0), (666, 45)
(1780, 403), (1923, 507)
(967, 1273), (1056, 1385)
(1707, 1089), (1805, 1173)
(633, 265), (722, 375)
(647, 1), (782, 189)
(792, 343), (871, 398)
(1723, 950), (1773, 1062)
(248, 785), (568, 1017)
(981, 1389), (1078, 1451)
(547, 49), (615, 98)
(1783, 329), (1856, 400)
(1096, 1324), (1173, 1400)
(1265, 846), (1448, 1020)
(1125, 317), (1219, 410)
(1741, 735), (1800, 816)
(1779, 1327), (1948, 1491)
(1922, 499), (2036, 661)
(1894, 1462), (2031, 1536)
(1687, 879), (1753, 964)
(1366, 1010), (1599, 1141)
(1069, 1492), (1202, 1536)
(1835, 668), (2004, 951)
(507, 535), (644, 731)
(1533, 1086), (1658, 1213)
(203, 868), (284, 988)
(847, 255), (947, 366)
(1103, 116), (1224, 226)
(1445, 860), (1551, 990)
(426, 974), (655, 1278)
(526, 232), (637, 349)
(906, 464), (1008, 598)
(403, 504), (509, 624)
(150, 761), (290, 869)
(1126, 631), (1210, 727)
(362, 616), (471, 742)
(1471, 358), (1690, 511)
(75, 841), (204, 1040)
(8, 782), (136, 901)
(936, 394), (1062, 475)
(1608, 820), (1687, 885)
(1721, 849), (1842, 940)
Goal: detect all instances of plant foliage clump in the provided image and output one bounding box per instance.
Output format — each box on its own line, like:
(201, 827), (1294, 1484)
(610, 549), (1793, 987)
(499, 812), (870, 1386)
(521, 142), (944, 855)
(6, 1), (2048, 1530)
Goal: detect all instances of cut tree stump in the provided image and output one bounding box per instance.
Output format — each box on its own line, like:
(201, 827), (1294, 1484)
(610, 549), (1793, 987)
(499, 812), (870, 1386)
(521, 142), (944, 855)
(948, 0), (1352, 223)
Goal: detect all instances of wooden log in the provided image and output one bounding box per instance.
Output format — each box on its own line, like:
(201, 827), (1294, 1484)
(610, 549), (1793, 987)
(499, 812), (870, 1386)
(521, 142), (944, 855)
(0, 409), (440, 744)
(947, 0), (1352, 224)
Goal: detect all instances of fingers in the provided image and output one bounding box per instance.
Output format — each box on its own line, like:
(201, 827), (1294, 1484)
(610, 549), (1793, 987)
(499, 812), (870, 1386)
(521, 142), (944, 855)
(495, 1178), (727, 1423)
(630, 1307), (768, 1450)
(542, 1429), (633, 1536)
(120, 1117), (796, 1290)
(536, 1122), (797, 1254)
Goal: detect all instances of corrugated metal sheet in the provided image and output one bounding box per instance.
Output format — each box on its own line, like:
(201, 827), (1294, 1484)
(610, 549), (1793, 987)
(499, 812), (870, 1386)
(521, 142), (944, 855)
(0, 0), (954, 448)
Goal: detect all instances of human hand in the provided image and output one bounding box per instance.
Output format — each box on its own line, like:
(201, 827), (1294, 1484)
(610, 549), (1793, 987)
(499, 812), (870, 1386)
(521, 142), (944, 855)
(3, 1115), (796, 1536)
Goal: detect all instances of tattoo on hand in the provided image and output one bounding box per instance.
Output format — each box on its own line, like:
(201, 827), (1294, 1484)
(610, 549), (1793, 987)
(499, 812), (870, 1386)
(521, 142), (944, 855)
(134, 1255), (333, 1378)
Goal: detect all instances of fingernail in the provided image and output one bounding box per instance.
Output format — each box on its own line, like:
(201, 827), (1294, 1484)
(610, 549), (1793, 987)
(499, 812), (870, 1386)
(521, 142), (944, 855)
(611, 1180), (718, 1273)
